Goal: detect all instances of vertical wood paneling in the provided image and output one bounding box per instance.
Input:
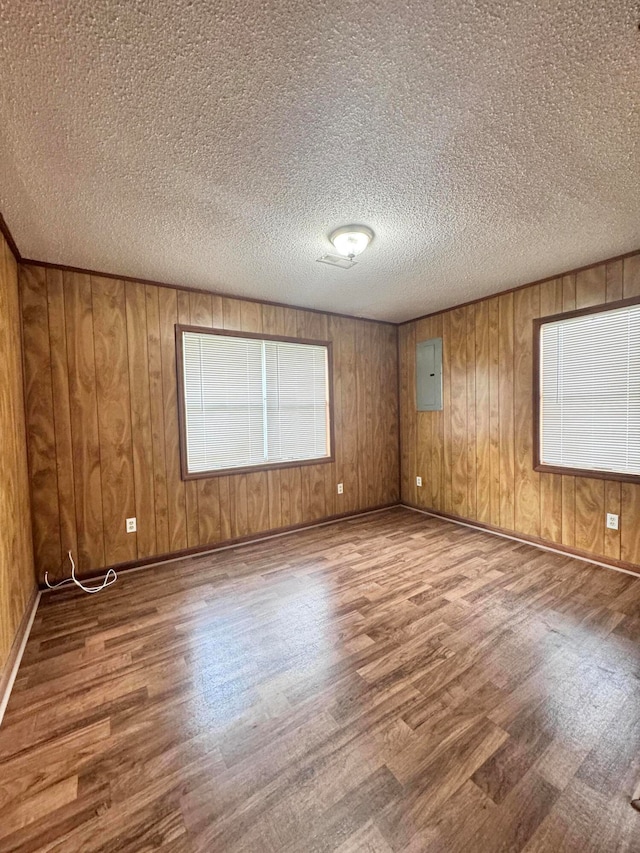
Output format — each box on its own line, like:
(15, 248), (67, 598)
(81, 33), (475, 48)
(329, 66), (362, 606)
(21, 266), (398, 579)
(430, 314), (444, 511)
(399, 324), (416, 506)
(158, 287), (188, 552)
(190, 292), (213, 327)
(241, 303), (270, 533)
(388, 324), (400, 503)
(562, 274), (576, 310)
(560, 276), (576, 547)
(145, 285), (170, 555)
(465, 305), (477, 520)
(475, 300), (490, 524)
(498, 293), (515, 530)
(46, 270), (79, 568)
(20, 265), (61, 575)
(297, 311), (328, 522)
(540, 474), (563, 546)
(605, 260), (623, 302)
(415, 317), (431, 509)
(575, 478), (605, 555)
(488, 298), (501, 526)
(197, 478), (221, 545)
(576, 266), (606, 308)
(339, 318), (357, 513)
(325, 317), (342, 517)
(561, 476), (576, 548)
(398, 250), (640, 573)
(222, 297), (242, 331)
(178, 292), (200, 548)
(371, 324), (385, 507)
(65, 273), (106, 572)
(576, 268), (606, 310)
(263, 306), (286, 529)
(623, 255), (640, 298)
(0, 233), (35, 673)
(125, 282), (156, 558)
(355, 321), (370, 511)
(602, 265), (624, 561)
(442, 312), (452, 513)
(538, 279), (563, 544)
(247, 472), (270, 534)
(241, 300), (262, 333)
(450, 308), (468, 517)
(93, 277), (137, 566)
(621, 484), (640, 564)
(603, 481), (621, 561)
(571, 269), (607, 554)
(513, 286), (540, 536)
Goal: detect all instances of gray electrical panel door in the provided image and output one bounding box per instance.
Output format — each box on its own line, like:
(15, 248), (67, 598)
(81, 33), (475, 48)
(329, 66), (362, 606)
(416, 338), (443, 411)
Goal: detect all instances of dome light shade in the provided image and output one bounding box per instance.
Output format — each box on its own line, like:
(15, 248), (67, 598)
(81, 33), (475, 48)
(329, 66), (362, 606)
(329, 225), (374, 258)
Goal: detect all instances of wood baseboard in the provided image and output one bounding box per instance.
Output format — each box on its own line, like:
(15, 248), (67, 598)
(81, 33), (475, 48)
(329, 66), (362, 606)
(0, 587), (40, 727)
(41, 502), (401, 589)
(402, 503), (640, 578)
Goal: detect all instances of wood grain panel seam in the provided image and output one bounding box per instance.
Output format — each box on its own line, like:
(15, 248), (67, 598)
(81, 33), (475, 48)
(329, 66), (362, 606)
(123, 282), (141, 560)
(16, 264), (37, 570)
(89, 276), (109, 567)
(56, 277), (78, 564)
(44, 269), (65, 569)
(395, 325), (402, 501)
(145, 286), (168, 552)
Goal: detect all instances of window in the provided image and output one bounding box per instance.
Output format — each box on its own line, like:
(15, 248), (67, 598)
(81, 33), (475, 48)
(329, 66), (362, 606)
(535, 298), (640, 482)
(176, 326), (333, 478)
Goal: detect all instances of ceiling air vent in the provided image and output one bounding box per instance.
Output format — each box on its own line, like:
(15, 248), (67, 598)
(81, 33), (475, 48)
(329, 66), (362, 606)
(316, 253), (357, 269)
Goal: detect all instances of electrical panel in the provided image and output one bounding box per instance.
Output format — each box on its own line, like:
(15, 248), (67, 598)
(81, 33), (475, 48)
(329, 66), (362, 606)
(416, 338), (443, 411)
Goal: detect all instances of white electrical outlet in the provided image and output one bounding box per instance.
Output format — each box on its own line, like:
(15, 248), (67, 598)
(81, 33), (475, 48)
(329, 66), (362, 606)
(416, 476), (422, 487)
(606, 513), (619, 531)
(337, 483), (344, 494)
(126, 517), (137, 533)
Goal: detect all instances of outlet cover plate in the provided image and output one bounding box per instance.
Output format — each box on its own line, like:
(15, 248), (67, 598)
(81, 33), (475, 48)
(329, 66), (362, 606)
(337, 483), (344, 494)
(126, 517), (137, 533)
(416, 476), (422, 487)
(606, 513), (619, 530)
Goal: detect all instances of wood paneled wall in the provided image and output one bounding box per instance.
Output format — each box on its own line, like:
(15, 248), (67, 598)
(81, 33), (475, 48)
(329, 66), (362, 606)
(399, 252), (640, 570)
(20, 264), (399, 582)
(0, 234), (35, 673)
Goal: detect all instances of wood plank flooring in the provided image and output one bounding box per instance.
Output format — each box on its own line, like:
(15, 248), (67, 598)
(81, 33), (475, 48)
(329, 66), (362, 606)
(1, 507), (640, 852)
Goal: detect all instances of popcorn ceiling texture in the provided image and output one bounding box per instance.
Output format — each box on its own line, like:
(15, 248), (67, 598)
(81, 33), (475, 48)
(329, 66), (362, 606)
(0, 0), (639, 322)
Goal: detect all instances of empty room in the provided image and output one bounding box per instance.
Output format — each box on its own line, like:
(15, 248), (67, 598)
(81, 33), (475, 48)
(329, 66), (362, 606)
(1, 2), (639, 851)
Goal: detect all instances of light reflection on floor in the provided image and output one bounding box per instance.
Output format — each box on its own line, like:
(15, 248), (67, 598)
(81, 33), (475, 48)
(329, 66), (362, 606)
(185, 568), (333, 729)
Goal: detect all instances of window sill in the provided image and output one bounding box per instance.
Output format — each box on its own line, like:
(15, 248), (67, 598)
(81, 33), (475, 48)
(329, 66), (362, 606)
(534, 463), (640, 485)
(181, 455), (335, 481)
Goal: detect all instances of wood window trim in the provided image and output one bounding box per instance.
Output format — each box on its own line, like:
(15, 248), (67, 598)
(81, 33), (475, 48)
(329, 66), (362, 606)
(532, 294), (640, 485)
(175, 324), (336, 481)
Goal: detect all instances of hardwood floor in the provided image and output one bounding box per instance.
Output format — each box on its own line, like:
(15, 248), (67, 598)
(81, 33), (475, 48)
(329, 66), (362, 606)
(1, 507), (640, 852)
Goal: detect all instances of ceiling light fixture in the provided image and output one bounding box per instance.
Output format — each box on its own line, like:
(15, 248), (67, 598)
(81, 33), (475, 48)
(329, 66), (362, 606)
(329, 225), (374, 259)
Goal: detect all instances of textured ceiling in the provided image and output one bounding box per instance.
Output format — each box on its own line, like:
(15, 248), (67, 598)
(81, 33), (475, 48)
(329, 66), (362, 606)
(0, 1), (639, 322)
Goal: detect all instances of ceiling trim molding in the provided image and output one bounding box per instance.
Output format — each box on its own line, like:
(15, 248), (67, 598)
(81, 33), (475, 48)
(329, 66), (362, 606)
(5, 208), (640, 327)
(0, 211), (21, 262)
(398, 246), (640, 326)
(18, 244), (640, 328)
(19, 255), (397, 327)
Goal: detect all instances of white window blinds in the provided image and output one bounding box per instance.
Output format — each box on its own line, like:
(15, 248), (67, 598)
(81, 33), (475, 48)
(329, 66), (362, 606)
(181, 331), (330, 475)
(539, 303), (640, 477)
